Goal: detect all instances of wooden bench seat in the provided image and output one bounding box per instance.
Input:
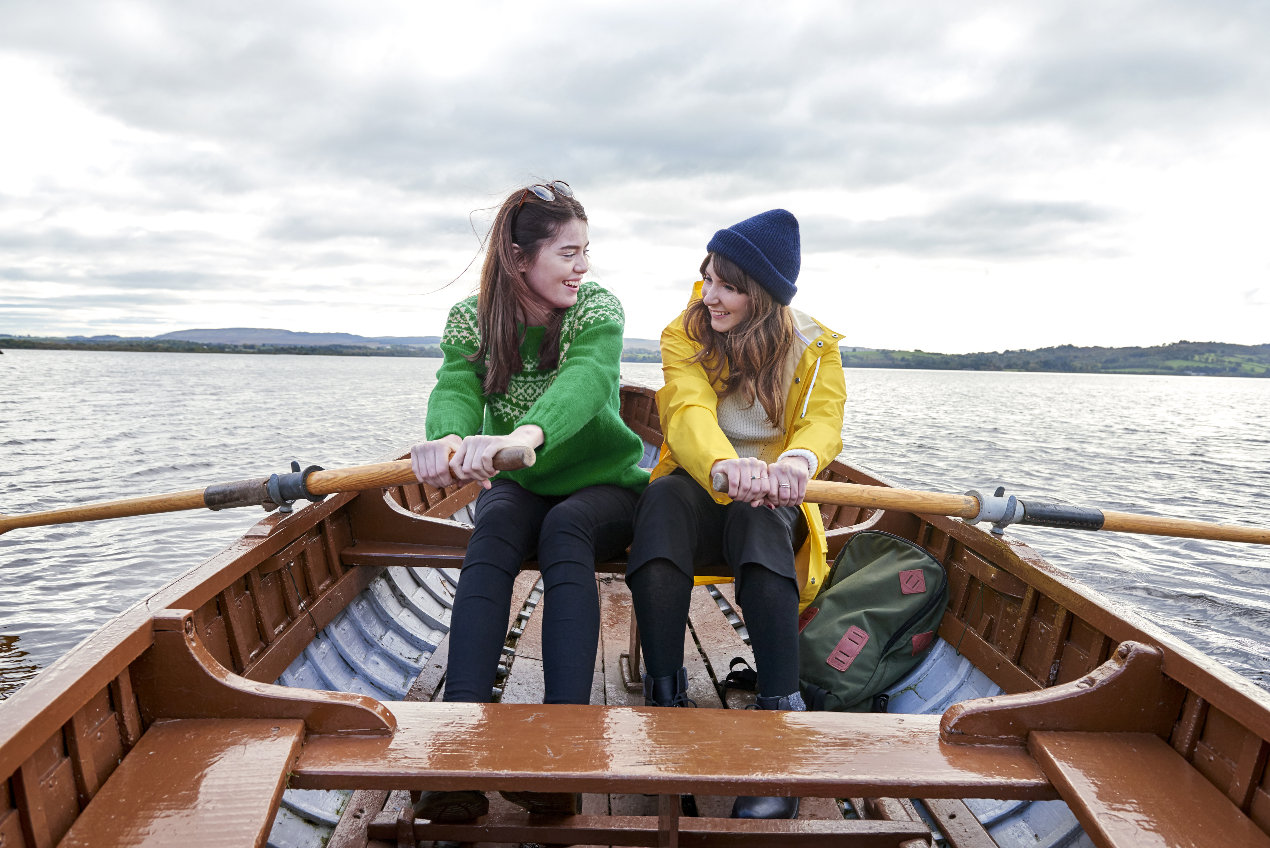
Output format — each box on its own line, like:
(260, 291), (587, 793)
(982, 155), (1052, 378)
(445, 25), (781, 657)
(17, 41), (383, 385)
(291, 701), (1054, 800)
(57, 718), (304, 848)
(1029, 730), (1270, 848)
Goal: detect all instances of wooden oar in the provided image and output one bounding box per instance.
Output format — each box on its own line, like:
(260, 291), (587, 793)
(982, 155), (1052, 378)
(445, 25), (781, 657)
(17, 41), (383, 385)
(0, 447), (535, 536)
(712, 474), (1270, 545)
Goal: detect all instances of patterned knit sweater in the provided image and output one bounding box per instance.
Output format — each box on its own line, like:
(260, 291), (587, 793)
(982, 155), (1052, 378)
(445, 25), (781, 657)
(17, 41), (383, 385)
(425, 282), (649, 496)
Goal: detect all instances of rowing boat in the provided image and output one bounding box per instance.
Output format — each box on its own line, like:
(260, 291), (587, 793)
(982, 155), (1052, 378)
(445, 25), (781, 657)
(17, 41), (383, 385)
(1, 384), (1267, 848)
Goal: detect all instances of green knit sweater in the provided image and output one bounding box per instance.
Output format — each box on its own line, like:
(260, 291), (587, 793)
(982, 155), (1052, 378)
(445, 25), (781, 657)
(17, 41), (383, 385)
(425, 282), (649, 495)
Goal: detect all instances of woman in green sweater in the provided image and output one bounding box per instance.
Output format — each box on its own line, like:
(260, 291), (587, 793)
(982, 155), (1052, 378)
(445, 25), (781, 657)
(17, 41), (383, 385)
(409, 181), (648, 820)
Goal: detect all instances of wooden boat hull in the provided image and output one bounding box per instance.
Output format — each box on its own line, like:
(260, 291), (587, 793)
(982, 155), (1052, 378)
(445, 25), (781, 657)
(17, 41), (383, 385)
(2, 385), (1268, 848)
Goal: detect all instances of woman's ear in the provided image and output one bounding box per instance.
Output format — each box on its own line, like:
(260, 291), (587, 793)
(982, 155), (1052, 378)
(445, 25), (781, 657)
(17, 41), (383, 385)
(511, 243), (528, 273)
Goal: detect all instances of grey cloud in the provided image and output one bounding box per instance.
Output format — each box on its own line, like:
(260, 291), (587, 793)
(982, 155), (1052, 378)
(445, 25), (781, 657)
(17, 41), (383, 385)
(130, 152), (261, 197)
(12, 0), (1256, 210)
(1, 289), (198, 310)
(805, 197), (1118, 259)
(0, 227), (241, 261)
(3, 0), (1268, 341)
(96, 270), (254, 290)
(262, 209), (462, 248)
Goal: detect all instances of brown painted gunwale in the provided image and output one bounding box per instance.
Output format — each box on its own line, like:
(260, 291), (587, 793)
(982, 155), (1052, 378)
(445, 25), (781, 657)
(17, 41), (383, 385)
(0, 383), (1267, 846)
(898, 473), (1270, 742)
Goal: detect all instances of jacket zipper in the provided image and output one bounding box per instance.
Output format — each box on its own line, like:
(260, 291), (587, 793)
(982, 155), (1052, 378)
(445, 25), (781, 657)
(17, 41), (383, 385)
(800, 355), (822, 418)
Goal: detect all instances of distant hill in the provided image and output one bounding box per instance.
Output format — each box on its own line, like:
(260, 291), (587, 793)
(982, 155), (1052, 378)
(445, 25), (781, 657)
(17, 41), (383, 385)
(154, 328), (441, 346)
(621, 337), (660, 350)
(0, 328), (652, 360)
(841, 341), (1270, 377)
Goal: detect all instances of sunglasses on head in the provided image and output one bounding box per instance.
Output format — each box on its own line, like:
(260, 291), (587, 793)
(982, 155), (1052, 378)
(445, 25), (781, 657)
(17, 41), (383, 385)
(512, 180), (573, 229)
(523, 180), (572, 203)
(515, 180), (573, 216)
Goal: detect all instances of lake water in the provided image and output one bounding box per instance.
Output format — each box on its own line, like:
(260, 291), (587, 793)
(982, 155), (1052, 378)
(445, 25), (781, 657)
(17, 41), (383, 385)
(1, 348), (1267, 698)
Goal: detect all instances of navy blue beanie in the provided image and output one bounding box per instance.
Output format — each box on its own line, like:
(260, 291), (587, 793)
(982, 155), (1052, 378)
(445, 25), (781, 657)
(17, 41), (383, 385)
(706, 209), (800, 305)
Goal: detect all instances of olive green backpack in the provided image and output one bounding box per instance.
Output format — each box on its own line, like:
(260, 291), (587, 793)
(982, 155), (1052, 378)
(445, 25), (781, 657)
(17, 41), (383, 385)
(797, 530), (948, 712)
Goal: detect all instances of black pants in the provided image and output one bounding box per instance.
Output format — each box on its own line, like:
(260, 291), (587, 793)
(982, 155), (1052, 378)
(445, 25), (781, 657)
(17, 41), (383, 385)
(443, 478), (639, 705)
(625, 470), (802, 697)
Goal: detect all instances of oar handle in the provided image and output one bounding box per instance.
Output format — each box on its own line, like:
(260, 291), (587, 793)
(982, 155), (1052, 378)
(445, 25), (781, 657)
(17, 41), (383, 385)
(710, 472), (981, 519)
(304, 446), (536, 496)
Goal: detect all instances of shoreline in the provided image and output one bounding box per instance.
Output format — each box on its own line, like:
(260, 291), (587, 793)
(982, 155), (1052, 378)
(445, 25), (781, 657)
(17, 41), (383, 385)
(3, 338), (1267, 377)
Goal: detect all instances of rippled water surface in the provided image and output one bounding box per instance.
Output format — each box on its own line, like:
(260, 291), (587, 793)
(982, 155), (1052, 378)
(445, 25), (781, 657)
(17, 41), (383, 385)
(1, 349), (1267, 697)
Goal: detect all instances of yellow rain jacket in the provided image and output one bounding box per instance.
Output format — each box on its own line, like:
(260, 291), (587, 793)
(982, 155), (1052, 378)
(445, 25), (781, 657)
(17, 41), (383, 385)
(652, 282), (848, 610)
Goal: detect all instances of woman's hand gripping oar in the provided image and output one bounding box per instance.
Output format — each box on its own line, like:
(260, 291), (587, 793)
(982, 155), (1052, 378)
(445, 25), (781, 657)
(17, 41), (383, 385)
(711, 473), (1270, 545)
(0, 446), (536, 536)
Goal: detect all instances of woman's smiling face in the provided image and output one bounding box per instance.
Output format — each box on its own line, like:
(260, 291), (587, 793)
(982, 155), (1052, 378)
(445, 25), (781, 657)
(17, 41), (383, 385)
(519, 218), (589, 324)
(700, 256), (751, 333)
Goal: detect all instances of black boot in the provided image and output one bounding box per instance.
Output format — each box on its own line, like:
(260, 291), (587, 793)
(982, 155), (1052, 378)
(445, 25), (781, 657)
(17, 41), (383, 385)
(412, 788), (489, 822)
(731, 692), (806, 819)
(643, 666), (695, 707)
(498, 789), (582, 816)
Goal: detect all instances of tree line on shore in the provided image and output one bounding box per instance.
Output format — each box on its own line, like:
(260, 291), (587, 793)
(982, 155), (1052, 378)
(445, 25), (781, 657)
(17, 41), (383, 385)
(3, 336), (1267, 377)
(839, 341), (1270, 377)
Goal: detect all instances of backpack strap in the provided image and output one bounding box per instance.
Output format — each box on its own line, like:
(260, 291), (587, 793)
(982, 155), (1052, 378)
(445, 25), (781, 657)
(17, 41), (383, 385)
(801, 683), (831, 711)
(721, 657), (758, 693)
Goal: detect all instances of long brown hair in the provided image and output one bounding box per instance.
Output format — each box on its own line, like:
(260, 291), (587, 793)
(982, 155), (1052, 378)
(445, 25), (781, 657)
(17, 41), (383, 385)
(470, 185), (588, 395)
(684, 253), (796, 426)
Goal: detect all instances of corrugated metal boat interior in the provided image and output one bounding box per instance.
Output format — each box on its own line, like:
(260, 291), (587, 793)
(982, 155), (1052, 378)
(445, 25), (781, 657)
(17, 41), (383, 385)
(268, 500), (482, 848)
(268, 563), (460, 847)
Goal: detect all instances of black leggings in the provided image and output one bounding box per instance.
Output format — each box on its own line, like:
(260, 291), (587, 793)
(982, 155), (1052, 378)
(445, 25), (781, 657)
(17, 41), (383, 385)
(625, 471), (802, 697)
(443, 479), (639, 705)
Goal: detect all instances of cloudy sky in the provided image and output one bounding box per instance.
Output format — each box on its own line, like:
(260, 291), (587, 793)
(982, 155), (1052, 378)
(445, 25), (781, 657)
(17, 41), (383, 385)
(1, 0), (1267, 353)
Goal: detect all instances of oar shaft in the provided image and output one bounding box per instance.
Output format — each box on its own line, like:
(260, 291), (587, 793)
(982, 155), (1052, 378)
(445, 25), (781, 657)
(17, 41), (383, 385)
(804, 480), (981, 519)
(1101, 510), (1270, 545)
(787, 478), (1270, 546)
(0, 489), (209, 533)
(0, 446), (536, 536)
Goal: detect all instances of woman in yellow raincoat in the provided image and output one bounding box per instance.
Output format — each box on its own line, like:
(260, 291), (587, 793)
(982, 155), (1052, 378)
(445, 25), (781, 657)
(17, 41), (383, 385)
(625, 208), (847, 820)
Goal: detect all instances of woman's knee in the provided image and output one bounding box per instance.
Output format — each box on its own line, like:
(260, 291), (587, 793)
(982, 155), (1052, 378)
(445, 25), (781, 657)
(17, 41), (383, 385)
(633, 475), (712, 541)
(734, 562), (798, 609)
(539, 486), (637, 561)
(468, 482), (547, 564)
(474, 480), (540, 526)
(722, 501), (797, 539)
(627, 557), (692, 602)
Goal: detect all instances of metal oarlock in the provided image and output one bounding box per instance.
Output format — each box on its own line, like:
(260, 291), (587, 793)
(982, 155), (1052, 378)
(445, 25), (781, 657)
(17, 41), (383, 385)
(266, 461), (327, 513)
(965, 486), (1109, 536)
(965, 486), (1024, 536)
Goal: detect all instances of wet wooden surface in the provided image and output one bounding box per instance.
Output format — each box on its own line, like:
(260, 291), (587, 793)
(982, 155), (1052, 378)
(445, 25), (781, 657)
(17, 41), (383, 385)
(357, 577), (905, 847)
(293, 701), (1052, 797)
(57, 718), (303, 848)
(1030, 730), (1270, 848)
(305, 577), (1057, 848)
